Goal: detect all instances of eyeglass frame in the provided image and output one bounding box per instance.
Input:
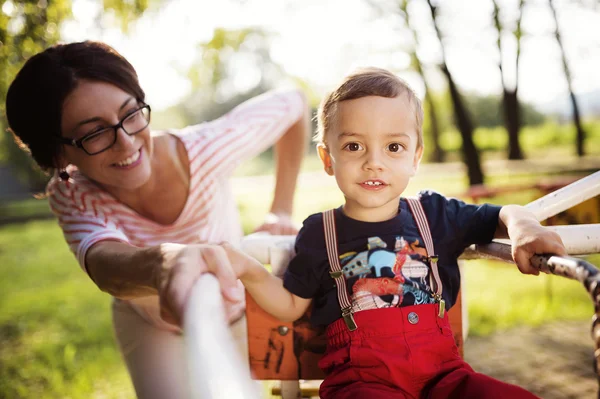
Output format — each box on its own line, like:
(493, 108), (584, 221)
(56, 104), (151, 156)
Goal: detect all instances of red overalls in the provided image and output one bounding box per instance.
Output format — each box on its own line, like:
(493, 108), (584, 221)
(318, 200), (540, 399)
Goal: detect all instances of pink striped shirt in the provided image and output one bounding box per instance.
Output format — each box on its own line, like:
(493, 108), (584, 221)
(47, 89), (306, 329)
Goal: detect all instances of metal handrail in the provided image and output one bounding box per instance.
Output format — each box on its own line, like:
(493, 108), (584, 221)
(184, 274), (259, 399)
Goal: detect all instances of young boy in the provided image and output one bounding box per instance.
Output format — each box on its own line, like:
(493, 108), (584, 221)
(224, 67), (566, 398)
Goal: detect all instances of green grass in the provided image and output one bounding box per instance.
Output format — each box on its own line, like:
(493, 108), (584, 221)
(0, 221), (133, 398)
(1, 169), (599, 398)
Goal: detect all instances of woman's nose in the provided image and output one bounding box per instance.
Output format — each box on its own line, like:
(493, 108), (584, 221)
(114, 127), (136, 149)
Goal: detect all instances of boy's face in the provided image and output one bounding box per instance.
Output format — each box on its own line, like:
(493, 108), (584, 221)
(318, 95), (423, 222)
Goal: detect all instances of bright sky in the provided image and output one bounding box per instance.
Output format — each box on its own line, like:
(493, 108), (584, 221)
(61, 0), (600, 111)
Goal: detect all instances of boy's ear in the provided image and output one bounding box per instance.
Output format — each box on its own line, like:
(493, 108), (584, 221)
(411, 145), (424, 176)
(317, 144), (334, 176)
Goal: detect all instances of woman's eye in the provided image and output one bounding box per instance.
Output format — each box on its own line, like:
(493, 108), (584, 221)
(388, 143), (403, 152)
(85, 126), (106, 136)
(344, 142), (362, 152)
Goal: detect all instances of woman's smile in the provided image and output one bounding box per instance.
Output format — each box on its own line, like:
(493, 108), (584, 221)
(112, 148), (143, 169)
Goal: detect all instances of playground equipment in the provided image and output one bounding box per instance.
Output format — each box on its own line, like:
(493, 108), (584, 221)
(185, 170), (600, 399)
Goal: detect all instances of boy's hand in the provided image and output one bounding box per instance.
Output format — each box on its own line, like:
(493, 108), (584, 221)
(220, 242), (265, 281)
(508, 219), (567, 275)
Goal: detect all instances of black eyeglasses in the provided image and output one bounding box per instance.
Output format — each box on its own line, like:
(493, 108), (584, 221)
(57, 105), (151, 155)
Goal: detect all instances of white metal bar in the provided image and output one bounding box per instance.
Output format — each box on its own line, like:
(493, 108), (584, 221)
(184, 274), (259, 399)
(524, 171), (600, 222)
(463, 224), (600, 259)
(545, 224), (600, 255)
(241, 233), (295, 277)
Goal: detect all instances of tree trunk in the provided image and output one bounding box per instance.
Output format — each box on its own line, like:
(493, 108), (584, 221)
(493, 0), (524, 160)
(425, 91), (445, 163)
(401, 1), (445, 163)
(503, 89), (523, 159)
(549, 0), (586, 156)
(442, 65), (484, 185)
(570, 91), (585, 156)
(427, 0), (484, 185)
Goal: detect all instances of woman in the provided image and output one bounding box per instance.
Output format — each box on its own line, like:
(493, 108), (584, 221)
(6, 41), (309, 398)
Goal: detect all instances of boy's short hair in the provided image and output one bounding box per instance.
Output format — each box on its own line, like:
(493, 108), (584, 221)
(316, 67), (424, 149)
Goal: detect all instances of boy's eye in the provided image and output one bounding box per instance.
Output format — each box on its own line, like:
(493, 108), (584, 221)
(388, 143), (404, 153)
(344, 142), (363, 152)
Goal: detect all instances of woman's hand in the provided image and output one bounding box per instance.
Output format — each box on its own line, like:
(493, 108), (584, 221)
(155, 243), (245, 326)
(253, 212), (299, 235)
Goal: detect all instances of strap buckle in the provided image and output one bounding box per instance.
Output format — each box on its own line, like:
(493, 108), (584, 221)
(433, 294), (446, 318)
(341, 307), (358, 331)
(329, 270), (343, 279)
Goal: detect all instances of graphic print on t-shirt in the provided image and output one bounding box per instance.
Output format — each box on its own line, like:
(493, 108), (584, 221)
(339, 236), (436, 312)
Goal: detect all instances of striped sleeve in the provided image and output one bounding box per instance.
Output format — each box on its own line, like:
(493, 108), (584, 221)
(47, 177), (129, 274)
(181, 88), (306, 178)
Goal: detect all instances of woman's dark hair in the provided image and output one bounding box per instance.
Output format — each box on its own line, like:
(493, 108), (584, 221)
(5, 41), (145, 172)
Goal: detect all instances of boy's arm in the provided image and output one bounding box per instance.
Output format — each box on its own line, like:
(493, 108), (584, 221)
(495, 205), (567, 275)
(222, 243), (312, 322)
(242, 266), (312, 322)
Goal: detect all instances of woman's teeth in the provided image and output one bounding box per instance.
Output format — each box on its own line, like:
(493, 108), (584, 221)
(115, 150), (140, 166)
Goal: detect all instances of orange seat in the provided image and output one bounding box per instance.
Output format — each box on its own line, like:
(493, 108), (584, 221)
(246, 290), (464, 381)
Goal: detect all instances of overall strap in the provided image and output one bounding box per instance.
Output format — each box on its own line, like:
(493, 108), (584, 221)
(322, 209), (358, 331)
(405, 197), (446, 317)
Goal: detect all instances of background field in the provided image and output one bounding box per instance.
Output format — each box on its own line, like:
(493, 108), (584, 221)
(1, 158), (598, 398)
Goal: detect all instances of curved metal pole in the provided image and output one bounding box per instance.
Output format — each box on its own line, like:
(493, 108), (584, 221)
(524, 171), (600, 222)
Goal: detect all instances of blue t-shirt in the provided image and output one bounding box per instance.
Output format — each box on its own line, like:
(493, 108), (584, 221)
(283, 191), (502, 327)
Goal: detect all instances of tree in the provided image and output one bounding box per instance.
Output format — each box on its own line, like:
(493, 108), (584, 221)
(401, 0), (445, 163)
(426, 0), (484, 185)
(181, 27), (291, 124)
(548, 0), (587, 156)
(0, 0), (152, 190)
(492, 0), (525, 160)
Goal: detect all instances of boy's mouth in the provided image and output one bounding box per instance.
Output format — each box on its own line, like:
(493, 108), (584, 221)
(360, 179), (387, 189)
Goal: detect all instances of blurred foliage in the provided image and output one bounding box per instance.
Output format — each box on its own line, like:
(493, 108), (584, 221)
(438, 119), (600, 159)
(466, 95), (546, 128)
(0, 0), (151, 191)
(182, 27), (288, 125)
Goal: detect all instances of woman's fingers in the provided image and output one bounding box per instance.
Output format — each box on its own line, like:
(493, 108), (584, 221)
(162, 260), (202, 325)
(200, 245), (243, 302)
(158, 243), (256, 326)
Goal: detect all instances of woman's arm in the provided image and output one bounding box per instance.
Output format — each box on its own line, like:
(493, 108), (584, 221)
(254, 96), (310, 235)
(86, 241), (243, 325)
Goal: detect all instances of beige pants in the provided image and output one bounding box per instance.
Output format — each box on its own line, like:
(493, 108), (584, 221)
(111, 298), (248, 399)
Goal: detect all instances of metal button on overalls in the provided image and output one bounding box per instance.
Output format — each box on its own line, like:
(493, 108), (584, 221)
(407, 312), (419, 324)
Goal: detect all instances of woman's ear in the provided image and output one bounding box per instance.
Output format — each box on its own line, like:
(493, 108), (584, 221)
(54, 152), (69, 170)
(317, 144), (334, 176)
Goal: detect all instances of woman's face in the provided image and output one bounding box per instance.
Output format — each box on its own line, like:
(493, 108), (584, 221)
(60, 80), (153, 191)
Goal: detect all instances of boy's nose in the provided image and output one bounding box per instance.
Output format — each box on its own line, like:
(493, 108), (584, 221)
(363, 151), (385, 171)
